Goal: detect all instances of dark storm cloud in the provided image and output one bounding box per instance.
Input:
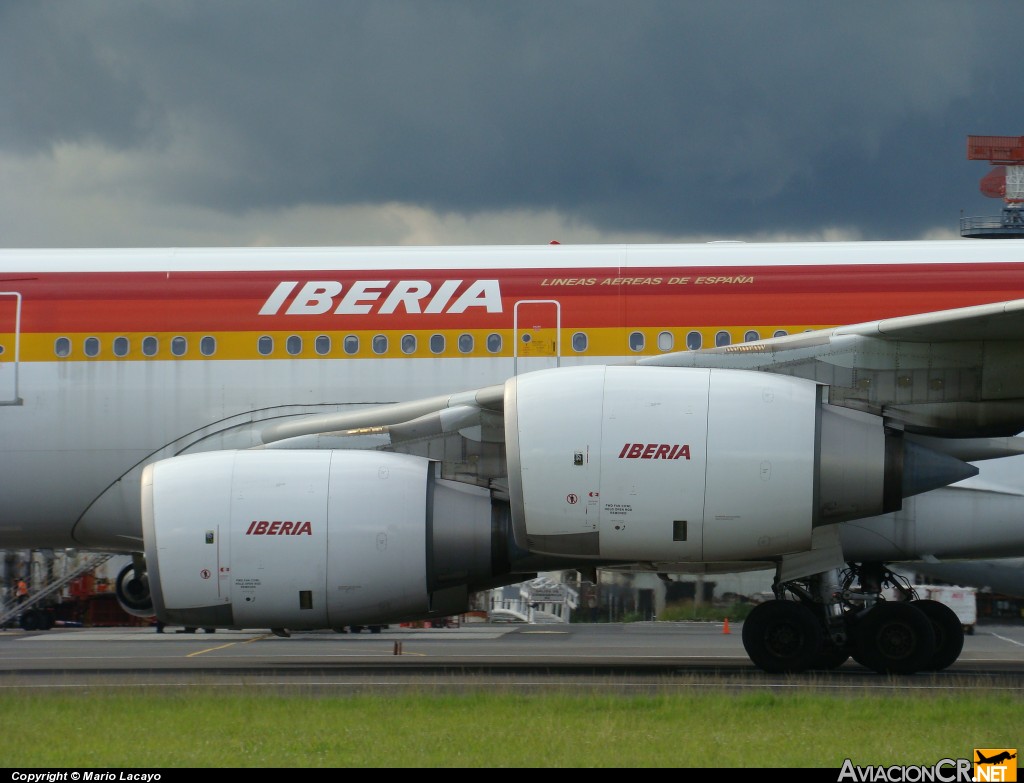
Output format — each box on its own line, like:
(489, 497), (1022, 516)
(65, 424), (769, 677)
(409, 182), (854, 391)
(0, 3), (153, 151)
(2, 0), (1021, 239)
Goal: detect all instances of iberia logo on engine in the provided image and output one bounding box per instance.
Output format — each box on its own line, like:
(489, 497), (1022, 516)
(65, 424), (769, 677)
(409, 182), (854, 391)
(245, 520), (313, 536)
(617, 443), (691, 460)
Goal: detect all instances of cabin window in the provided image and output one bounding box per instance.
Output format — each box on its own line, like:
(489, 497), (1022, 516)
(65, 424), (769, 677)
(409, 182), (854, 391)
(628, 331), (644, 352)
(458, 333), (474, 354)
(84, 337), (100, 357)
(401, 334), (416, 354)
(171, 336), (188, 356)
(286, 335), (302, 356)
(686, 331), (702, 350)
(486, 333), (502, 353)
(744, 330), (760, 343)
(142, 336), (159, 357)
(54, 337), (71, 357)
(774, 329), (788, 338)
(372, 335), (388, 354)
(430, 334), (445, 354)
(258, 336), (274, 356)
(571, 332), (587, 352)
(343, 335), (359, 355)
(113, 337), (130, 357)
(715, 331), (731, 347)
(314, 335), (331, 355)
(200, 336), (216, 356)
(657, 331), (674, 351)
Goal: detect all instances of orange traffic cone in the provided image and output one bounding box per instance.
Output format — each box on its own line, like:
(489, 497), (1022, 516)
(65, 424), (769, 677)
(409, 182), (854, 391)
(722, 617), (731, 634)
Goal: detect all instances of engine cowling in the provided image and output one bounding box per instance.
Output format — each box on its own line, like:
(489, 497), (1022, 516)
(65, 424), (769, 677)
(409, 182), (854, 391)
(142, 450), (505, 630)
(504, 366), (976, 562)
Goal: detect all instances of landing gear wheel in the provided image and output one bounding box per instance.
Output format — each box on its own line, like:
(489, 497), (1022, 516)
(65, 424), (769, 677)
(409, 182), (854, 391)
(854, 602), (936, 675)
(742, 600), (823, 673)
(910, 599), (964, 672)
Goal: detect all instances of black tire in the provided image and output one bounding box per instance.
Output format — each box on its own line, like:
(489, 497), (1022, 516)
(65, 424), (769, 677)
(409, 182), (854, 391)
(741, 600), (823, 674)
(369, 625), (383, 634)
(910, 599), (964, 672)
(38, 611), (53, 631)
(854, 602), (936, 675)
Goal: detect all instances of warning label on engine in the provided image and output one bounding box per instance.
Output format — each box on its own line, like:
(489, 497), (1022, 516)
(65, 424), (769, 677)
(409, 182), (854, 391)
(604, 503), (632, 516)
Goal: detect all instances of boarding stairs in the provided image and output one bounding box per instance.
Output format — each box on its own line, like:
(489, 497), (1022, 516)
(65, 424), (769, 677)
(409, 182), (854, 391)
(0, 552), (116, 628)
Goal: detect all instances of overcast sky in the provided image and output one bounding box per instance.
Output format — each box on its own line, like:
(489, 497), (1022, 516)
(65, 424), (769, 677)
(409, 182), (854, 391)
(2, 1), (1022, 248)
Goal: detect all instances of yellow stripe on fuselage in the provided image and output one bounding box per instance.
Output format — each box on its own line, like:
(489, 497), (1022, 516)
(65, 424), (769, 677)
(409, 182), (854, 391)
(0, 325), (822, 362)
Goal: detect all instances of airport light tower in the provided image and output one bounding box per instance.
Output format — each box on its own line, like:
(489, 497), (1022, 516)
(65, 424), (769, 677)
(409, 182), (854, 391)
(961, 135), (1024, 238)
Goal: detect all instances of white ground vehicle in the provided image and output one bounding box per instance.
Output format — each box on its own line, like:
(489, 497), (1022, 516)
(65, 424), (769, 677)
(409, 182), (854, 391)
(920, 586), (978, 635)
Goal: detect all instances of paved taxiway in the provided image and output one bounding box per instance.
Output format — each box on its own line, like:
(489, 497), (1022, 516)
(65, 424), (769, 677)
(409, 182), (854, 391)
(2, 620), (1023, 693)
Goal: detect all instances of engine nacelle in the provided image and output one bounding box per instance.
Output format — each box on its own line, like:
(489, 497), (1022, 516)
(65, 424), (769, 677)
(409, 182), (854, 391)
(142, 450), (503, 630)
(504, 366), (975, 562)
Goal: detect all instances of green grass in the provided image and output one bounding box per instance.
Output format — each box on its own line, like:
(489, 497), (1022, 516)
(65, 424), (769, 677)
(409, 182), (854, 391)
(1, 686), (1019, 768)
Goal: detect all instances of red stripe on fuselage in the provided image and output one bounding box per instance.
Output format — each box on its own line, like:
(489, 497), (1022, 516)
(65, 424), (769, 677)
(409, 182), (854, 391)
(9, 264), (1024, 332)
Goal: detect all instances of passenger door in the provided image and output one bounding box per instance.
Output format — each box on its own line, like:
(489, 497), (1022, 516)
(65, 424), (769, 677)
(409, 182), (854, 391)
(513, 299), (561, 375)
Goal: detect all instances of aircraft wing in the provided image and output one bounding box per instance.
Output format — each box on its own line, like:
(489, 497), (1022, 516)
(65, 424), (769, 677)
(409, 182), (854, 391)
(639, 297), (1024, 438)
(260, 296), (1024, 452)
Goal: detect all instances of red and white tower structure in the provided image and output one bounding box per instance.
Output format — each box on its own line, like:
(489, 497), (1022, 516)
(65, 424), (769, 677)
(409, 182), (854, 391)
(962, 135), (1024, 238)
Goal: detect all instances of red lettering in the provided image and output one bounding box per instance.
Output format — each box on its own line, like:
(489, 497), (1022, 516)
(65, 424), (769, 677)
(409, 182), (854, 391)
(246, 520), (312, 535)
(618, 444), (692, 461)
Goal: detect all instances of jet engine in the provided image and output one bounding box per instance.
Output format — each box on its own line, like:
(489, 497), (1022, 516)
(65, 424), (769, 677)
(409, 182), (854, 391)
(142, 450), (512, 630)
(505, 366), (975, 562)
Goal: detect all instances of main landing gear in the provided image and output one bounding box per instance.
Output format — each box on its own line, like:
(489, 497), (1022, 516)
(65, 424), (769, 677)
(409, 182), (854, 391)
(741, 562), (964, 675)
